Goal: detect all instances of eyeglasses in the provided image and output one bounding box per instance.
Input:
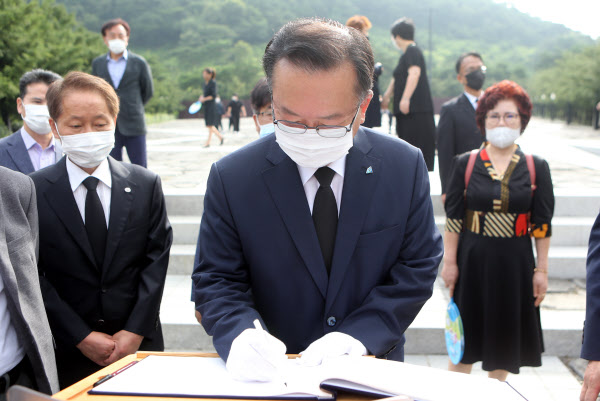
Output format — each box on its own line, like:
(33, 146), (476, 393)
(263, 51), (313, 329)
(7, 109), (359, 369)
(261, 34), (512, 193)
(272, 104), (360, 138)
(257, 110), (273, 117)
(465, 65), (487, 75)
(485, 112), (520, 127)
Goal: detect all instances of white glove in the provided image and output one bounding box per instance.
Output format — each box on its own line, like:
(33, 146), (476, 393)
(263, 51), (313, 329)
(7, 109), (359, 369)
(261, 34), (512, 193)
(226, 327), (287, 382)
(298, 332), (367, 366)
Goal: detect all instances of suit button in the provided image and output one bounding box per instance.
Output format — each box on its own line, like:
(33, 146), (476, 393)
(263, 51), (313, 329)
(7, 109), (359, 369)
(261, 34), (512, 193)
(97, 319), (105, 328)
(327, 316), (336, 327)
(101, 288), (107, 294)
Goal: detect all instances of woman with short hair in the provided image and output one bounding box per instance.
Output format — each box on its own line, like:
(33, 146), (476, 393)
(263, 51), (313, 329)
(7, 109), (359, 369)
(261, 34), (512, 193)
(441, 80), (554, 381)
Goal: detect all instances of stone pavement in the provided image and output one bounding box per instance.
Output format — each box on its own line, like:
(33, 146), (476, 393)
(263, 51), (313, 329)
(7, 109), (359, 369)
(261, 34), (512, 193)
(145, 115), (600, 193)
(143, 115), (600, 398)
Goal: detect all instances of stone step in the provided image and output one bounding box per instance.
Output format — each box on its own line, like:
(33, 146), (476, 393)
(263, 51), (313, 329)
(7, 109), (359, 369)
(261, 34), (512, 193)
(168, 242), (589, 279)
(165, 192), (600, 219)
(170, 215), (595, 249)
(160, 276), (585, 357)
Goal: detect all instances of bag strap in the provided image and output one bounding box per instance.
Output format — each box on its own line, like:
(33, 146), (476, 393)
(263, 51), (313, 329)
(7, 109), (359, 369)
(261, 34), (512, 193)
(525, 154), (536, 192)
(464, 149), (479, 189)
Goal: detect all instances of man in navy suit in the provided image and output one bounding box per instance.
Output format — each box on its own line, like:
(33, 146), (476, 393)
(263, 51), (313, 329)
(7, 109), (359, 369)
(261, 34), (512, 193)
(92, 18), (153, 168)
(192, 18), (442, 381)
(0, 69), (62, 174)
(31, 72), (171, 388)
(436, 53), (486, 202)
(581, 212), (600, 401)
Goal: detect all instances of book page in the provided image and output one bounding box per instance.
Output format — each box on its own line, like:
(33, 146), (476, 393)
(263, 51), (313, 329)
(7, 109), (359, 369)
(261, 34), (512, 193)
(318, 356), (526, 401)
(90, 355), (332, 399)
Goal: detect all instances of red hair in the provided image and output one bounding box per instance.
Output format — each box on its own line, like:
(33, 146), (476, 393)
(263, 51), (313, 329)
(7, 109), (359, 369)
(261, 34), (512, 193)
(476, 80), (532, 134)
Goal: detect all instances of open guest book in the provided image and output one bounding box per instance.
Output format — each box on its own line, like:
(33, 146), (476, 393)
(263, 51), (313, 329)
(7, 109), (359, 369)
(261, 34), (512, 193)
(89, 354), (527, 401)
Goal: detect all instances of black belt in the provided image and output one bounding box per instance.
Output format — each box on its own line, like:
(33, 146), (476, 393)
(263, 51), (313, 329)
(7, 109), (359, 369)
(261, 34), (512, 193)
(0, 356), (25, 394)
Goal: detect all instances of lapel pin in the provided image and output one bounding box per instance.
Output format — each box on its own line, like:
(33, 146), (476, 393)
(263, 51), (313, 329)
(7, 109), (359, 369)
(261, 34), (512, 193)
(366, 166), (373, 174)
(124, 187), (131, 193)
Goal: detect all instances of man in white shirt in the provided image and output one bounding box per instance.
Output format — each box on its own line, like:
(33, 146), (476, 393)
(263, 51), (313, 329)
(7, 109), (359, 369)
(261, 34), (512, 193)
(0, 69), (62, 174)
(436, 52), (487, 202)
(0, 166), (58, 399)
(31, 71), (171, 388)
(193, 18), (442, 381)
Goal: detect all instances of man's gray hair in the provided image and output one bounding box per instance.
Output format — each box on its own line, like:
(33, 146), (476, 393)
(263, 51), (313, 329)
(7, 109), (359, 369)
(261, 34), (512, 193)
(263, 18), (374, 102)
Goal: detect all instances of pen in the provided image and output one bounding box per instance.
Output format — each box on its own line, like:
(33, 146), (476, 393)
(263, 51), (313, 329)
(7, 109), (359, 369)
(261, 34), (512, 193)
(253, 319), (287, 387)
(92, 360), (139, 387)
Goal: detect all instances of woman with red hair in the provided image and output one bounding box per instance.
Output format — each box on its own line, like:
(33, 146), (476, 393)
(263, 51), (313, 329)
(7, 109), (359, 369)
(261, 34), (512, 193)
(441, 80), (554, 380)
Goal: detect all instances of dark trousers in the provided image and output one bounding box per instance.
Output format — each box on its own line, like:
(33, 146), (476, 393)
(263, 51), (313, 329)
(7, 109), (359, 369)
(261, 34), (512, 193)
(395, 112), (436, 172)
(110, 128), (147, 168)
(229, 115), (240, 132)
(0, 357), (35, 401)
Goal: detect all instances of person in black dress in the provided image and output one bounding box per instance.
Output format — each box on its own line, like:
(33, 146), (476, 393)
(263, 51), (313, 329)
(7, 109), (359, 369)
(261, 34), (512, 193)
(382, 18), (435, 171)
(441, 80), (554, 381)
(199, 68), (224, 147)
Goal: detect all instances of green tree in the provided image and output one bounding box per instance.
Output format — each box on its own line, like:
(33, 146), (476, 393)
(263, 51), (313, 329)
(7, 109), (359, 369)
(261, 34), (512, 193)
(0, 0), (104, 133)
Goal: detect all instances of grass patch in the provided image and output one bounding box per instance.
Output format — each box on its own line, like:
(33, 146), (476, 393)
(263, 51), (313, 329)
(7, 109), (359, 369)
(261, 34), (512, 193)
(146, 113), (177, 125)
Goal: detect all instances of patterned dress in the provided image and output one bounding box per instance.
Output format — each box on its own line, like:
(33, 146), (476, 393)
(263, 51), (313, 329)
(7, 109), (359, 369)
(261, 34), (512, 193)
(444, 146), (554, 373)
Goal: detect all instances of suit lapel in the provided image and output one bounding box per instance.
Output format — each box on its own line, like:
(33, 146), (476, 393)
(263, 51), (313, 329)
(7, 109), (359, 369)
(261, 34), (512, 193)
(119, 52), (134, 87)
(7, 131), (34, 174)
(42, 158), (97, 268)
(458, 93), (476, 116)
(326, 129), (381, 310)
(99, 54), (116, 88)
(262, 140), (328, 298)
(102, 158), (134, 273)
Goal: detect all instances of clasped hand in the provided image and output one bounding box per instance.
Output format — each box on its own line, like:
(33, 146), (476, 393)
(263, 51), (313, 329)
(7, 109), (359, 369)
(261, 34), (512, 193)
(77, 330), (143, 366)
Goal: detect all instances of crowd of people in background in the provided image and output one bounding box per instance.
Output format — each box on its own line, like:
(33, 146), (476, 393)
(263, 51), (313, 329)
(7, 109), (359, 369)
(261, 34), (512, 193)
(1, 13), (600, 401)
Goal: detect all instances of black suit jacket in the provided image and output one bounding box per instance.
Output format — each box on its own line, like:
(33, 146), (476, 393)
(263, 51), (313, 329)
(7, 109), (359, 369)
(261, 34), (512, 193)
(436, 93), (484, 194)
(30, 156), (172, 355)
(92, 52), (153, 137)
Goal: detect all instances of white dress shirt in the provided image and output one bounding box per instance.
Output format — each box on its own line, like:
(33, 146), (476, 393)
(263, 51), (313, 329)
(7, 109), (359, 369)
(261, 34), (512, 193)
(464, 91), (480, 110)
(21, 127), (57, 171)
(0, 273), (25, 375)
(106, 49), (128, 89)
(66, 157), (112, 226)
(297, 155), (346, 216)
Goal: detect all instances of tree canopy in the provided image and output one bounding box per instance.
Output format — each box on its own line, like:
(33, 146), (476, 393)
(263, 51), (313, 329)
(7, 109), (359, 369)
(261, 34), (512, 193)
(0, 0), (104, 132)
(1, 0), (596, 135)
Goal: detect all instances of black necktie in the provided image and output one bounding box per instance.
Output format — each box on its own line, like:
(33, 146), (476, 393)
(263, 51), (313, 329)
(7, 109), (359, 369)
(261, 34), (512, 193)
(312, 167), (338, 274)
(83, 177), (107, 268)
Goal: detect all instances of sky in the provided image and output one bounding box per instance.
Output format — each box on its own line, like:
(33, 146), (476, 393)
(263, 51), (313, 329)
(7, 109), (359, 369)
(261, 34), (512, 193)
(495, 0), (600, 39)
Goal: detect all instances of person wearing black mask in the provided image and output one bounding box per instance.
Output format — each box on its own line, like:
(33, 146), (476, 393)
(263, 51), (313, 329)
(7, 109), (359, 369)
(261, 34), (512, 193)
(436, 52), (487, 203)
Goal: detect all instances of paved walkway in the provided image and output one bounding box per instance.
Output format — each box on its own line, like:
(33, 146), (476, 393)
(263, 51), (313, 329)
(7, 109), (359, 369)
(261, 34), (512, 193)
(145, 115), (600, 193)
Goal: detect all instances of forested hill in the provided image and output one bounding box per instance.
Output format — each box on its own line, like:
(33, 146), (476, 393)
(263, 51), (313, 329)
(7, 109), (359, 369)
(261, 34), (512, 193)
(55, 0), (594, 109)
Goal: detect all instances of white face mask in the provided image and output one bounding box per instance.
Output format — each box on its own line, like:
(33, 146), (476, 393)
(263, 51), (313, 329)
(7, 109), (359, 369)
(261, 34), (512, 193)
(108, 39), (127, 55)
(486, 126), (520, 149)
(274, 124), (354, 168)
(21, 104), (51, 135)
(55, 123), (115, 168)
(259, 123), (274, 137)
